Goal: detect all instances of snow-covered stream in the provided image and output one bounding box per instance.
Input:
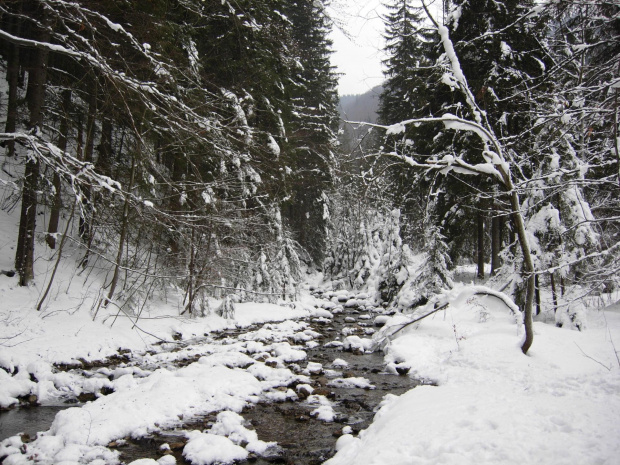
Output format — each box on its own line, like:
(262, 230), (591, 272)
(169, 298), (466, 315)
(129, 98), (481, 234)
(1, 290), (418, 465)
(2, 280), (619, 465)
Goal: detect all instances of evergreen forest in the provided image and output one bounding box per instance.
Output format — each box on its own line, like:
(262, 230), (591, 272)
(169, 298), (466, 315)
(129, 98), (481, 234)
(0, 0), (618, 356)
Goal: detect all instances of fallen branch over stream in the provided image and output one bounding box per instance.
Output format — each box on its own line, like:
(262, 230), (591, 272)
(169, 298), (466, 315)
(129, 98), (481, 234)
(370, 303), (449, 352)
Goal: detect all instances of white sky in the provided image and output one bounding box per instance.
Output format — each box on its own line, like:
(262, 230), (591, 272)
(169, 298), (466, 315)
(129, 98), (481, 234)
(328, 0), (387, 96)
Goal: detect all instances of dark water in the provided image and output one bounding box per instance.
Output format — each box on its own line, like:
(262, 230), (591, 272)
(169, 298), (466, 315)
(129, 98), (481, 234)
(0, 298), (421, 465)
(118, 301), (421, 465)
(236, 307), (419, 465)
(0, 405), (67, 441)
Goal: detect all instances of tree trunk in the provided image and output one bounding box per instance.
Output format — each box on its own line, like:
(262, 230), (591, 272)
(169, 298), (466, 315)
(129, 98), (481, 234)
(15, 159), (39, 285)
(46, 89), (71, 249)
(550, 272), (558, 315)
(4, 12), (21, 159)
(490, 204), (502, 275)
(103, 153), (136, 308)
(184, 226), (197, 316)
(79, 81), (97, 242)
(15, 19), (49, 286)
(477, 210), (485, 279)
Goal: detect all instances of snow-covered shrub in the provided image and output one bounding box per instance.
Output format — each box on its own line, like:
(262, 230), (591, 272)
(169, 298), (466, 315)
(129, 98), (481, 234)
(392, 224), (454, 310)
(323, 191), (406, 299)
(249, 206), (303, 302)
(324, 189), (454, 310)
(216, 295), (236, 319)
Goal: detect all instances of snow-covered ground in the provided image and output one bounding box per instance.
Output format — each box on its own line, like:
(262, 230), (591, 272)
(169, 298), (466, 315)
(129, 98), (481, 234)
(327, 284), (620, 465)
(1, 206), (619, 464)
(0, 295), (321, 464)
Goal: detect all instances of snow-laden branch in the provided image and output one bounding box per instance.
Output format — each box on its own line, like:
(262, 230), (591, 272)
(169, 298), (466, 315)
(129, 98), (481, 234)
(347, 114), (507, 183)
(421, 1), (486, 127)
(0, 132), (121, 194)
(540, 241), (620, 276)
(0, 28), (81, 57)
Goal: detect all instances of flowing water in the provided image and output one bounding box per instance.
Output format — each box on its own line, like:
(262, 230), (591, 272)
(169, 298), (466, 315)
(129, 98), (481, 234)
(0, 294), (422, 465)
(0, 405), (68, 441)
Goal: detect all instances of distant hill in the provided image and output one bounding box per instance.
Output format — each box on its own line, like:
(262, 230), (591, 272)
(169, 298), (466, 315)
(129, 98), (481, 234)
(337, 85), (383, 156)
(339, 85), (382, 124)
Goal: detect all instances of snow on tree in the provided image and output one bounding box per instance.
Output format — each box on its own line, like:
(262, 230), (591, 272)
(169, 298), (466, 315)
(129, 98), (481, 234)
(0, 0), (340, 318)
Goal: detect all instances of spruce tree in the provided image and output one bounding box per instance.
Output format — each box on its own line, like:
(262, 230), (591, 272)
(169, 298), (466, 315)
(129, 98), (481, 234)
(377, 0), (438, 244)
(280, 0), (339, 263)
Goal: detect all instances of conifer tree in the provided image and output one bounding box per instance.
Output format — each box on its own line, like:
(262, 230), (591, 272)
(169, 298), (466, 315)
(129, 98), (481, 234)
(377, 0), (438, 243)
(280, 0), (339, 263)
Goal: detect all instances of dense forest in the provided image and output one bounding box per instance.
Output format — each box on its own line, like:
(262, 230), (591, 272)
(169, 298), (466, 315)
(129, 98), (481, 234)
(0, 0), (339, 316)
(0, 0), (618, 354)
(334, 0), (619, 353)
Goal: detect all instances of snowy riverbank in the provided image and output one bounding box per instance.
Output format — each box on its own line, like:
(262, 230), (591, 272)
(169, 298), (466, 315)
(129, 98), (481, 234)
(326, 284), (620, 465)
(1, 259), (619, 464)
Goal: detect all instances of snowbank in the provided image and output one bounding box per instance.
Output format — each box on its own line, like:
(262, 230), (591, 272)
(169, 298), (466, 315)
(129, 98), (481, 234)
(326, 284), (620, 465)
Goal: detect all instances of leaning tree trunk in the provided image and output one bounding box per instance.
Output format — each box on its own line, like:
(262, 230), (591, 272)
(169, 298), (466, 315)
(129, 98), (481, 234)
(46, 89), (71, 249)
(15, 18), (49, 286)
(508, 189), (535, 354)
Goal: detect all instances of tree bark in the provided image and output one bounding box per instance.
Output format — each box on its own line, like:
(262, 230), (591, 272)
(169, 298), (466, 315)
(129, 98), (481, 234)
(46, 89), (71, 249)
(477, 210), (485, 279)
(15, 16), (49, 286)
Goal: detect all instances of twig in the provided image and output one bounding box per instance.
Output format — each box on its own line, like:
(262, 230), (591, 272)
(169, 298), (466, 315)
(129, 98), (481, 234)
(103, 298), (172, 343)
(0, 329), (34, 348)
(602, 310), (620, 369)
(388, 303), (450, 339)
(574, 342), (611, 371)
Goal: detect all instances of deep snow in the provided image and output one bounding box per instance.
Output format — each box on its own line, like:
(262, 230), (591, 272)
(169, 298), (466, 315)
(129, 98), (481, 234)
(326, 284), (620, 465)
(1, 207), (619, 464)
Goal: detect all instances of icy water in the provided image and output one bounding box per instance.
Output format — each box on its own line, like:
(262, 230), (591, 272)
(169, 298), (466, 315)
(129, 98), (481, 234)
(0, 294), (421, 465)
(0, 405), (67, 441)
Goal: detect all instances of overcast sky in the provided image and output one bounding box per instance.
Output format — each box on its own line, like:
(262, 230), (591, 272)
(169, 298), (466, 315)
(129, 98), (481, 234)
(328, 0), (387, 96)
